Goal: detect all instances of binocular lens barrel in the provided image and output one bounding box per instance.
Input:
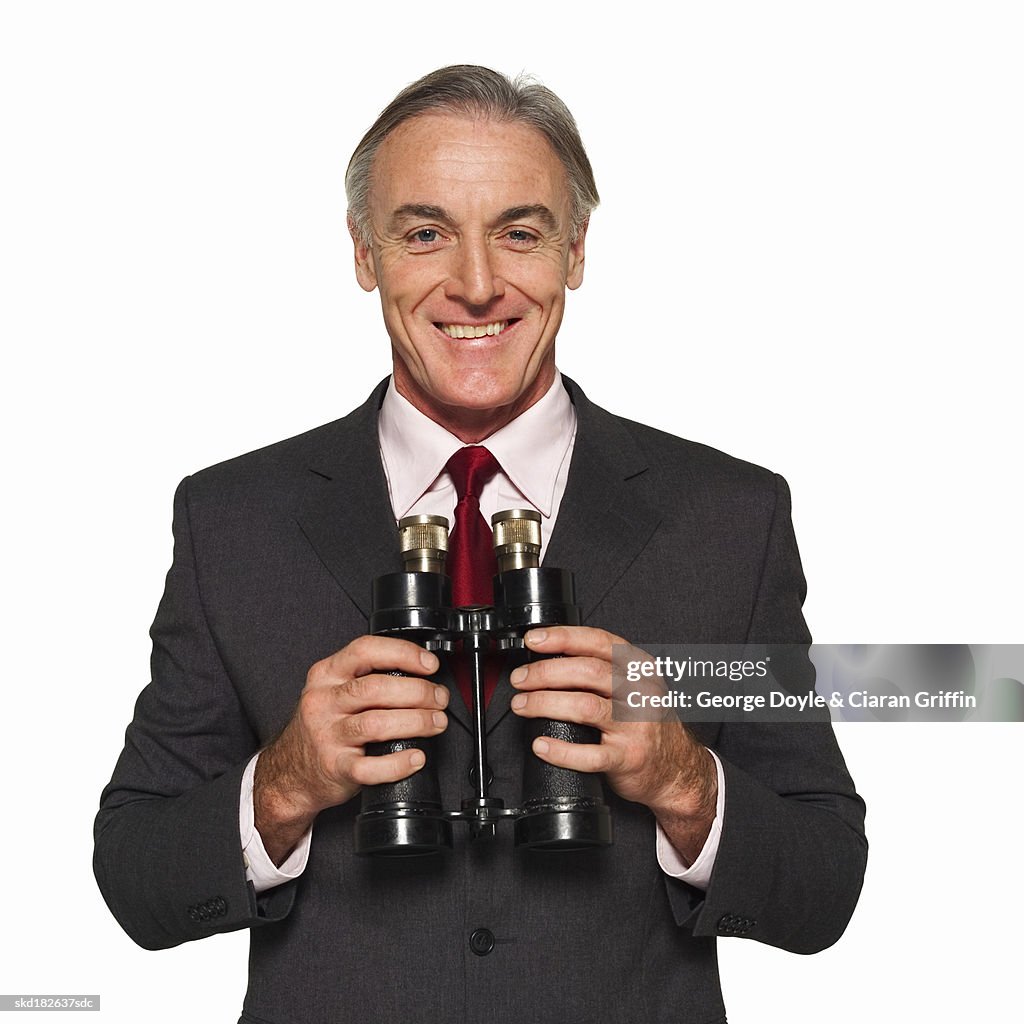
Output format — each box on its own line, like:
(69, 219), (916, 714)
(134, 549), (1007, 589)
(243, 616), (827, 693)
(355, 516), (454, 857)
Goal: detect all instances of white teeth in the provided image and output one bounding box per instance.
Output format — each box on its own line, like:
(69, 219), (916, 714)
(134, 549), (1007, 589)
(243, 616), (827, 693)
(439, 320), (508, 339)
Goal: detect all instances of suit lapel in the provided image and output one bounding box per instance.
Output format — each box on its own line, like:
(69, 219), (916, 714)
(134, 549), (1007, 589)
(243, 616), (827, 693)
(544, 378), (662, 618)
(293, 380), (397, 620)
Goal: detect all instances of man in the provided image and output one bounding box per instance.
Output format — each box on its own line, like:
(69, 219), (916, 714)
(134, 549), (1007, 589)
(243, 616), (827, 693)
(95, 66), (866, 1023)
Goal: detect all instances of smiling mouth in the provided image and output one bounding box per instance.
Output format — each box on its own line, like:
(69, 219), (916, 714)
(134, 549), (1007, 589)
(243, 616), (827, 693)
(435, 319), (518, 339)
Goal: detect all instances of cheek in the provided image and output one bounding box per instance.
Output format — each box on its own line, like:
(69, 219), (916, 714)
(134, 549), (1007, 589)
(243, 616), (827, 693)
(379, 279), (436, 319)
(503, 265), (566, 305)
(375, 252), (438, 301)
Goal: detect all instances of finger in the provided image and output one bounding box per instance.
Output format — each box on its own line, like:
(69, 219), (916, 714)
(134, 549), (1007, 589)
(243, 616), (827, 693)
(346, 747), (429, 787)
(530, 735), (616, 775)
(510, 689), (612, 729)
(333, 674), (450, 713)
(312, 635), (439, 686)
(340, 707), (448, 745)
(523, 625), (638, 662)
(510, 655), (611, 695)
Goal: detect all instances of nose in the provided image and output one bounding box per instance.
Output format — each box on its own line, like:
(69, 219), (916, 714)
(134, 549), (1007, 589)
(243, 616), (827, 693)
(445, 235), (504, 307)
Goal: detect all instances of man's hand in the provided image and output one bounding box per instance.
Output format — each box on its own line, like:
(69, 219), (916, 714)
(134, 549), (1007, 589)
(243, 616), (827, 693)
(509, 626), (718, 864)
(254, 636), (449, 865)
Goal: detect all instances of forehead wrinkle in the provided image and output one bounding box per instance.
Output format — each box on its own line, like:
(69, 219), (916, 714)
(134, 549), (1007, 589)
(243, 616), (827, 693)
(371, 118), (573, 239)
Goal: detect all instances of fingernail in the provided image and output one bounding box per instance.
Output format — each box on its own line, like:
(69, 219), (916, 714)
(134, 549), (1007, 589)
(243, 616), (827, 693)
(511, 694), (526, 710)
(433, 685), (448, 706)
(432, 711), (447, 728)
(534, 738), (550, 755)
(410, 750), (426, 768)
(525, 629), (548, 646)
(510, 666), (527, 685)
(420, 650), (438, 670)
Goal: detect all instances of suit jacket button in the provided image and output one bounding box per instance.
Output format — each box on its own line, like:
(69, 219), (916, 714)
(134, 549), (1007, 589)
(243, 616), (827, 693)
(469, 928), (495, 956)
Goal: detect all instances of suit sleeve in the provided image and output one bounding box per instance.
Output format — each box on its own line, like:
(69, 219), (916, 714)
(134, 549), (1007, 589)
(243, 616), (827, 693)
(663, 474), (868, 953)
(93, 477), (297, 950)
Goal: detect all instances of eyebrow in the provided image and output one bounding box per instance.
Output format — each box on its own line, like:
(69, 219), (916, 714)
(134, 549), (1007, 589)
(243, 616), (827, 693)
(386, 203), (560, 234)
(387, 204), (453, 232)
(495, 205), (559, 233)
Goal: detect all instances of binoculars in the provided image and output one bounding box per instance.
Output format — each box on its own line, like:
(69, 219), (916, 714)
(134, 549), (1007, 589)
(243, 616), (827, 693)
(354, 509), (613, 856)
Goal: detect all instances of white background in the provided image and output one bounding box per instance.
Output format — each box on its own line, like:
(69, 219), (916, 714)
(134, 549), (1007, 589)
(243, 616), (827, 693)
(2, 1), (1021, 1020)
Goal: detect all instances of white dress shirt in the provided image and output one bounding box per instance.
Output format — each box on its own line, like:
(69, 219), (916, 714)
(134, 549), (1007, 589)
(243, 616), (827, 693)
(241, 372), (724, 891)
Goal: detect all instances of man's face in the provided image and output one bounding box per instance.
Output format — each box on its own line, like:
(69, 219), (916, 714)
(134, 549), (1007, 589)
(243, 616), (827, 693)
(352, 113), (586, 435)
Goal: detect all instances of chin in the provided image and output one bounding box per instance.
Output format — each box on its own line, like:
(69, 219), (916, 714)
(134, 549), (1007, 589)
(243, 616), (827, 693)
(440, 366), (539, 409)
(436, 383), (521, 414)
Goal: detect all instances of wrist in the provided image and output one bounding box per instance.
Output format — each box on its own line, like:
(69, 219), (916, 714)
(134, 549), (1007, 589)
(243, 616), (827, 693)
(650, 745), (718, 828)
(253, 742), (321, 835)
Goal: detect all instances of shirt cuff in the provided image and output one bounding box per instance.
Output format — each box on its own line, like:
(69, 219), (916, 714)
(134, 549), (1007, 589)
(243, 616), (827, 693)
(655, 748), (725, 892)
(240, 752), (311, 894)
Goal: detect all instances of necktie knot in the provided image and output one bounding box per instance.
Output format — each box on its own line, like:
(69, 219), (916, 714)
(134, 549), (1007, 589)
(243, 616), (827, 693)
(446, 446), (501, 502)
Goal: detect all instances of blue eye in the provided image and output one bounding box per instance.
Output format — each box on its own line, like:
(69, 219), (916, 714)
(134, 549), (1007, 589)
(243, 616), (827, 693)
(414, 229), (438, 243)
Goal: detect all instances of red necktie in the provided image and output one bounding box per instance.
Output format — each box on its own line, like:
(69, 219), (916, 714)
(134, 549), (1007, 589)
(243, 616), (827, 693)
(446, 446), (501, 708)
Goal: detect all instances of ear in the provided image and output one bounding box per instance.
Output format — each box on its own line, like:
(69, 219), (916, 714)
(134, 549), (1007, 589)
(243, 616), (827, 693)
(348, 215), (378, 292)
(566, 218), (588, 291)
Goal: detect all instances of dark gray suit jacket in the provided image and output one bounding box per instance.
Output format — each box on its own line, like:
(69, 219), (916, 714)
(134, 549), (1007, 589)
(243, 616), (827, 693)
(94, 378), (866, 1024)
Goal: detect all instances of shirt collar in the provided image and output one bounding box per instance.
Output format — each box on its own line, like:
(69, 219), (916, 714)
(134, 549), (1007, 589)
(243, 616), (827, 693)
(378, 371), (576, 519)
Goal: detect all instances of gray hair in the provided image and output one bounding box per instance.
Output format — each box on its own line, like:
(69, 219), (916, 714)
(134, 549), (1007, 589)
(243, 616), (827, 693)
(345, 65), (599, 245)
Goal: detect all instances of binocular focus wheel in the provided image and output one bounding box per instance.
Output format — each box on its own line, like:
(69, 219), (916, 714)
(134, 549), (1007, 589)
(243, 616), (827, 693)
(354, 808), (454, 856)
(514, 804), (613, 851)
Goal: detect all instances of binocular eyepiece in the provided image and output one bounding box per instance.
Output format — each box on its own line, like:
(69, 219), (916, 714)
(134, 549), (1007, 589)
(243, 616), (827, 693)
(355, 510), (613, 856)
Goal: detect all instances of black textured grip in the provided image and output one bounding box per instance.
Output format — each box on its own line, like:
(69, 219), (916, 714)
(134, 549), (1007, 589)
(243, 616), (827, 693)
(522, 718), (603, 806)
(360, 667), (443, 811)
(362, 737), (441, 807)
